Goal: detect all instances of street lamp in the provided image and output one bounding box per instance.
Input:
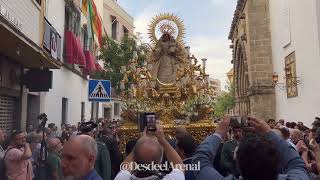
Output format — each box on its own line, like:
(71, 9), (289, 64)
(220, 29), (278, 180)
(272, 73), (279, 84)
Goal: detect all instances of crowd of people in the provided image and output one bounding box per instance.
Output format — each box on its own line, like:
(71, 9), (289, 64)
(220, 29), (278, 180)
(0, 119), (121, 180)
(0, 116), (320, 180)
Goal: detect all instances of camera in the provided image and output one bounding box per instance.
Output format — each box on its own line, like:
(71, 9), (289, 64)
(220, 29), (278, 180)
(139, 112), (157, 132)
(230, 116), (249, 127)
(38, 113), (48, 127)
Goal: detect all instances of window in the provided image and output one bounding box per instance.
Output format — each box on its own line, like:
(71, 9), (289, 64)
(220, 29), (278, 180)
(281, 0), (291, 47)
(61, 98), (68, 124)
(65, 5), (80, 36)
(82, 26), (95, 52)
(81, 102), (85, 121)
(82, 27), (89, 51)
(123, 26), (129, 39)
(111, 16), (118, 40)
(285, 52), (298, 98)
(104, 108), (111, 120)
(114, 103), (120, 116)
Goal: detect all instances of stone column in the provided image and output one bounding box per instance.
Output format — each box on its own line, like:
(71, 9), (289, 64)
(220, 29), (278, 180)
(245, 0), (276, 120)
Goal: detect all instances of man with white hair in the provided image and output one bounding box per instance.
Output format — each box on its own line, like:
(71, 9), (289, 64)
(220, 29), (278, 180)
(62, 135), (102, 180)
(115, 125), (185, 180)
(169, 126), (188, 148)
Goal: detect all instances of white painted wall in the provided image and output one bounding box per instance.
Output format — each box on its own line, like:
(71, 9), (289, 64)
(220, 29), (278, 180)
(45, 0), (65, 37)
(269, 0), (320, 127)
(42, 68), (93, 126)
(0, 0), (40, 44)
(103, 0), (134, 40)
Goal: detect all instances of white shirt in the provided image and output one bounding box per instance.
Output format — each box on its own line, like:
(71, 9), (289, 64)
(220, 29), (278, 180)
(114, 169), (185, 180)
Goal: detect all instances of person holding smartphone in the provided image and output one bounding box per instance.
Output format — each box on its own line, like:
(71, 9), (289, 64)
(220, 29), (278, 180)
(115, 125), (185, 180)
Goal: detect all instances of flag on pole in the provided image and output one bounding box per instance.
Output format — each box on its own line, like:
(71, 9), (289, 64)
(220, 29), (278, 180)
(82, 0), (103, 47)
(87, 0), (94, 41)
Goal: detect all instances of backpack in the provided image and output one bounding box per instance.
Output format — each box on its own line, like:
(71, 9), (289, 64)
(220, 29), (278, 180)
(0, 147), (15, 180)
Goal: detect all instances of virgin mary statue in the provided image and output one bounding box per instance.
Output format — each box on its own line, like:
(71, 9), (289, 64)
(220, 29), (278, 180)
(152, 33), (181, 84)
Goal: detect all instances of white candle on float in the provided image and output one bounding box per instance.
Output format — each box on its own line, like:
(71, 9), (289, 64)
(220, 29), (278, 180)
(133, 51), (138, 60)
(121, 66), (126, 72)
(120, 81), (125, 90)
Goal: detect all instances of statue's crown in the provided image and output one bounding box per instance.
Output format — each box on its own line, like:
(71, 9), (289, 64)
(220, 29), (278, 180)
(159, 22), (176, 36)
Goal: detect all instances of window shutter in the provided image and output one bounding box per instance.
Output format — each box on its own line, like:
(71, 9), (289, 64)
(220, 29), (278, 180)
(281, 0), (291, 47)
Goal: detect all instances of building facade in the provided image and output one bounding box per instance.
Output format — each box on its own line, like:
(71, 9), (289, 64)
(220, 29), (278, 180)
(269, 0), (320, 126)
(229, 0), (276, 120)
(103, 0), (134, 41)
(209, 78), (221, 101)
(230, 0), (320, 126)
(101, 0), (134, 121)
(0, 0), (61, 131)
(42, 0), (105, 128)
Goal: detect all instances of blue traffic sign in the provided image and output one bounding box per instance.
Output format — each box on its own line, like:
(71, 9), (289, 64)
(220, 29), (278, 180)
(88, 79), (111, 102)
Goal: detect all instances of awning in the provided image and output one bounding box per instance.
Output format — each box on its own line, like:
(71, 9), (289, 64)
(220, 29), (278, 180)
(0, 16), (61, 69)
(64, 31), (86, 66)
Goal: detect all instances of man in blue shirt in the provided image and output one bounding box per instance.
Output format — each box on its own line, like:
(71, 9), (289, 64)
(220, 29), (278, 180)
(62, 135), (102, 180)
(193, 117), (310, 180)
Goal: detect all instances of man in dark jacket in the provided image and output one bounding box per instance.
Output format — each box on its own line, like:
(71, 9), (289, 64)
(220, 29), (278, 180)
(220, 126), (243, 177)
(193, 117), (310, 180)
(176, 134), (198, 180)
(99, 128), (121, 179)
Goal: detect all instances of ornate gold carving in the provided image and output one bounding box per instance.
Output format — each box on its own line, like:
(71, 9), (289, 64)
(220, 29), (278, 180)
(119, 14), (217, 151)
(148, 13), (186, 44)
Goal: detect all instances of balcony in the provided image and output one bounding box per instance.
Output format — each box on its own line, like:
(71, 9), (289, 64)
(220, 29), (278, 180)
(64, 30), (86, 67)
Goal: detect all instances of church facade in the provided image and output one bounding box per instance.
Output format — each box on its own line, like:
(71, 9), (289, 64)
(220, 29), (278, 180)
(229, 0), (275, 120)
(230, 0), (320, 126)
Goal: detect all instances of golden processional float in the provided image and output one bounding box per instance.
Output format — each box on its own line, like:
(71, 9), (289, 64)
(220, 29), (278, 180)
(118, 13), (217, 151)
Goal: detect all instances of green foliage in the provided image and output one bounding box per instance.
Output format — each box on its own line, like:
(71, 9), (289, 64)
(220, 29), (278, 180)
(213, 85), (235, 118)
(183, 95), (215, 121)
(92, 36), (150, 93)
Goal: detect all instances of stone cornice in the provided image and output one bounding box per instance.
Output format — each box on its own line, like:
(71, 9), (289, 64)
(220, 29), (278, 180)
(228, 0), (247, 40)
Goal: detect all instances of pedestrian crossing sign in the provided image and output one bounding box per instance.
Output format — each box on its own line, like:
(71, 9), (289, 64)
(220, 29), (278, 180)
(88, 79), (111, 102)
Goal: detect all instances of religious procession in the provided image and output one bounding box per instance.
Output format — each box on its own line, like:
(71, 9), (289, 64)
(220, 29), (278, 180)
(1, 0), (320, 180)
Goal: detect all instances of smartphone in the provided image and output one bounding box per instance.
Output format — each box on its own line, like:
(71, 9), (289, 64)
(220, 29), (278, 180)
(230, 116), (248, 127)
(146, 113), (156, 132)
(138, 112), (157, 132)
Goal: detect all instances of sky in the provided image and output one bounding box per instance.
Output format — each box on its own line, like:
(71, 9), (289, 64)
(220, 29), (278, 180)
(118, 0), (237, 90)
